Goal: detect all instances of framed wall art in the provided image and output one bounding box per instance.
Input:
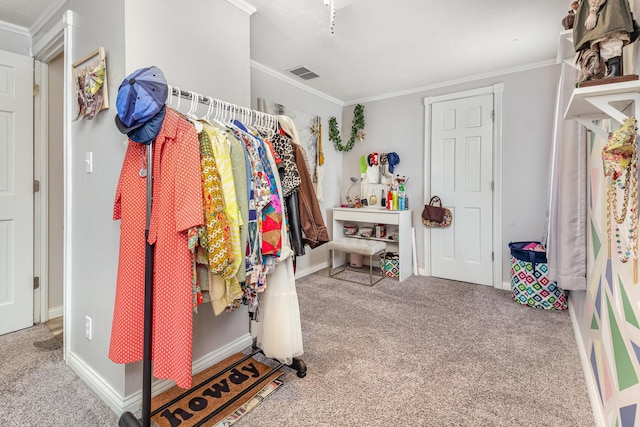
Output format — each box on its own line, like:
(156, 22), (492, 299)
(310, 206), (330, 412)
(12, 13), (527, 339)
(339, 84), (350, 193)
(72, 47), (108, 120)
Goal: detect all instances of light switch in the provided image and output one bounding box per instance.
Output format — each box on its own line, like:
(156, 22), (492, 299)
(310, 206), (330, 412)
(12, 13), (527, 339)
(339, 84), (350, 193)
(85, 151), (93, 173)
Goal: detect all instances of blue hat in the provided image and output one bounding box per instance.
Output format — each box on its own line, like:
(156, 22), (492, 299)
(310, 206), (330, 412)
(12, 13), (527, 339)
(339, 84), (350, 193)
(127, 105), (166, 145)
(115, 66), (167, 134)
(388, 152), (400, 173)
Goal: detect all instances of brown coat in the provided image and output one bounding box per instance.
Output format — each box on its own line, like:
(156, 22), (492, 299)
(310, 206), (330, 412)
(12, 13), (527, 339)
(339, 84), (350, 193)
(291, 143), (329, 248)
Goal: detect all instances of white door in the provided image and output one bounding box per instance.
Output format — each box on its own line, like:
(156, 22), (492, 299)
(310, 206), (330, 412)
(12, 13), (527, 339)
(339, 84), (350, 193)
(430, 94), (493, 286)
(0, 50), (34, 335)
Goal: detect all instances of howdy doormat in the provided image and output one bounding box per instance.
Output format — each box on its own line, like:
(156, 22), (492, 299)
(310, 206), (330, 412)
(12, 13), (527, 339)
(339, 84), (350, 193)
(151, 353), (283, 427)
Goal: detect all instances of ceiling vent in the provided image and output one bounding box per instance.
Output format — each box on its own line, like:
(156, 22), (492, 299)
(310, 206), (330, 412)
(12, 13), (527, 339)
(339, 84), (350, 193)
(287, 66), (320, 80)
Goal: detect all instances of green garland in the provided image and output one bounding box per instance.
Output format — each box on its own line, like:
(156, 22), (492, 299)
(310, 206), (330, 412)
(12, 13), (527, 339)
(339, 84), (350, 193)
(329, 104), (365, 152)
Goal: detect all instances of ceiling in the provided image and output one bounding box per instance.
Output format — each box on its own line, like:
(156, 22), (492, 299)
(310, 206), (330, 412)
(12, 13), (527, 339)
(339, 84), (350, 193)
(0, 0), (571, 104)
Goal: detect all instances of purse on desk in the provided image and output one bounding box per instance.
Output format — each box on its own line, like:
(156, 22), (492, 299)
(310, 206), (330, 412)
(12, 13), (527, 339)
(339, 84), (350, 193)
(422, 196), (452, 227)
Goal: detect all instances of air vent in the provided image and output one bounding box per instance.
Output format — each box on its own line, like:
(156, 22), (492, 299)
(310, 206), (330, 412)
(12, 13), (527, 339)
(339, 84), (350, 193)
(287, 66), (320, 80)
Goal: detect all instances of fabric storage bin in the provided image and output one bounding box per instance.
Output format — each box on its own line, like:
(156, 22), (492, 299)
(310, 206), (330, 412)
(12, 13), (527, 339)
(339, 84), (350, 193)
(509, 242), (567, 310)
(379, 252), (400, 278)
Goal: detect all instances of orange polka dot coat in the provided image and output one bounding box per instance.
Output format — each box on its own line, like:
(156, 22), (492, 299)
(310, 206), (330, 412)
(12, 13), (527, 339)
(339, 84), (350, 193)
(110, 109), (204, 389)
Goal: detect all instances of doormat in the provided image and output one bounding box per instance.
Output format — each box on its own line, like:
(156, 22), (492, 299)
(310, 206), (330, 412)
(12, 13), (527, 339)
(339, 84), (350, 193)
(151, 353), (283, 427)
(213, 378), (283, 427)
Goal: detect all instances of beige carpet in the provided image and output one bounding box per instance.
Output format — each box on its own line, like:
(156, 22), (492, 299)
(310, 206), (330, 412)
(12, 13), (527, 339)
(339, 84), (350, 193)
(0, 272), (594, 426)
(239, 271), (594, 427)
(0, 323), (118, 426)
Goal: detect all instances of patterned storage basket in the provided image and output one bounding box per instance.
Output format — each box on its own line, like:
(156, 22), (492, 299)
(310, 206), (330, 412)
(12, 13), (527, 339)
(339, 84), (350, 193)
(379, 252), (400, 279)
(509, 242), (567, 310)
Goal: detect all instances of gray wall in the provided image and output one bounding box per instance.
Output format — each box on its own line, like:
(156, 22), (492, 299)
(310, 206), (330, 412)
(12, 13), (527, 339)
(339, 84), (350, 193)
(250, 63), (560, 286)
(0, 27), (30, 55)
(341, 64), (560, 285)
(121, 0), (253, 396)
(250, 66), (344, 275)
(32, 0), (254, 403)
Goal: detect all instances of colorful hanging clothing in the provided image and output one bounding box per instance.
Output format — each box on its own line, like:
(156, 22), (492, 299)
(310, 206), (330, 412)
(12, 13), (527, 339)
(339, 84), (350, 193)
(204, 124), (244, 311)
(187, 129), (235, 310)
(271, 132), (301, 198)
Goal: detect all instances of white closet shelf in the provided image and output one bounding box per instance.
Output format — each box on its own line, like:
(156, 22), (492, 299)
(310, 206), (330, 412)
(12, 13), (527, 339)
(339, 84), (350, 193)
(557, 29), (577, 67)
(564, 79), (640, 138)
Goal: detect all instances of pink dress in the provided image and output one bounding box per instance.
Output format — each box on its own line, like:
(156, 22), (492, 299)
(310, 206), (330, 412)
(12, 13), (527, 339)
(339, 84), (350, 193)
(110, 109), (204, 389)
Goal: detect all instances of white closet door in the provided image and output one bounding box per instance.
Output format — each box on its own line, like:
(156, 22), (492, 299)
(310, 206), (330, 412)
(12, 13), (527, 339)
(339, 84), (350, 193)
(0, 50), (34, 335)
(430, 93), (494, 286)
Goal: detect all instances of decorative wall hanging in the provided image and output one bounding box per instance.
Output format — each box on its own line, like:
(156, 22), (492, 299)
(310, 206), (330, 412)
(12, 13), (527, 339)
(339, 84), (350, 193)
(602, 115), (638, 282)
(329, 104), (365, 152)
(72, 47), (109, 120)
(257, 98), (320, 182)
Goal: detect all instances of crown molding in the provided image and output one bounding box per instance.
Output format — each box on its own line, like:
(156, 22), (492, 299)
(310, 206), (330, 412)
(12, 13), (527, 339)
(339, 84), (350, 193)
(0, 19), (30, 36)
(345, 59), (557, 105)
(251, 60), (344, 106)
(30, 0), (67, 36)
(226, 0), (257, 15)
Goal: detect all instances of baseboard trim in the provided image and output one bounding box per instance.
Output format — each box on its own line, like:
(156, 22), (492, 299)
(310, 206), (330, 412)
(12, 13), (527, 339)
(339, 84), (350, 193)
(569, 299), (605, 427)
(66, 351), (124, 416)
(501, 281), (512, 291)
(122, 333), (254, 414)
(295, 262), (328, 279)
(48, 305), (63, 319)
(67, 333), (254, 416)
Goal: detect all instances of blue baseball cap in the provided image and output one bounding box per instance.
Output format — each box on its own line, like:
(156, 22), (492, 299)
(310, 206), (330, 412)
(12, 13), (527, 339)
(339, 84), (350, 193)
(127, 105), (166, 145)
(115, 66), (168, 134)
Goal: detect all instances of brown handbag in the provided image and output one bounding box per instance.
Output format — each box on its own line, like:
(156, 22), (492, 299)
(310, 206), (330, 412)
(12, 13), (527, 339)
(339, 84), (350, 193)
(422, 196), (452, 227)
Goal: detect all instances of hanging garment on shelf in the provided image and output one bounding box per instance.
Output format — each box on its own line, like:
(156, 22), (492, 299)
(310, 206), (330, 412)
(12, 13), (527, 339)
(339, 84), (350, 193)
(110, 108), (204, 390)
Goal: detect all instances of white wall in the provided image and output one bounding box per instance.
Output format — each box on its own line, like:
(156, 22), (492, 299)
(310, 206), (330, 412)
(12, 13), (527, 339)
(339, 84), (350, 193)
(121, 0), (253, 396)
(0, 27), (31, 55)
(341, 63), (560, 284)
(250, 65), (344, 276)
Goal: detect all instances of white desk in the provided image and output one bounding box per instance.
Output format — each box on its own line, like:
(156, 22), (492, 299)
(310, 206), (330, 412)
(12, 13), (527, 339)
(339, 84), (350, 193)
(331, 207), (413, 282)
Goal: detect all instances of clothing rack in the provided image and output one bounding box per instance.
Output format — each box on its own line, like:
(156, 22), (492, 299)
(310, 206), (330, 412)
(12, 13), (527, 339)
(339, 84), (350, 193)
(118, 87), (306, 427)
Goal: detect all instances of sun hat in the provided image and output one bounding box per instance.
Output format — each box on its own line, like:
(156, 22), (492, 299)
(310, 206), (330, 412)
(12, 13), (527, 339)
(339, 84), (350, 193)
(115, 66), (168, 134)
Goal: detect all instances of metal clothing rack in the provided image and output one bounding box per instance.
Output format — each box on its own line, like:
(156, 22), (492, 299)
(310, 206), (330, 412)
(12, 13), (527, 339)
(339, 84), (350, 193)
(118, 87), (306, 427)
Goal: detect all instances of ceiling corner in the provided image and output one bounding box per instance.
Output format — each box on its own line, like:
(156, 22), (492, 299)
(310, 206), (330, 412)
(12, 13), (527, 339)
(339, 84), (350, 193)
(226, 0), (257, 15)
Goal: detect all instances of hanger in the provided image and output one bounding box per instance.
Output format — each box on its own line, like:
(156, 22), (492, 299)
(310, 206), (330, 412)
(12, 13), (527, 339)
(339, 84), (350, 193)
(185, 91), (203, 133)
(199, 96), (215, 128)
(173, 86), (181, 111)
(167, 85), (173, 106)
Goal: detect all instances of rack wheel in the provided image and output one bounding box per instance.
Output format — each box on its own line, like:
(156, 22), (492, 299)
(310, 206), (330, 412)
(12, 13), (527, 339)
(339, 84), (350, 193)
(288, 357), (307, 378)
(118, 412), (142, 427)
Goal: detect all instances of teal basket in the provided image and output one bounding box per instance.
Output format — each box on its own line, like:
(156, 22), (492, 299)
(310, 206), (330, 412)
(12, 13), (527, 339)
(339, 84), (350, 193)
(379, 252), (399, 279)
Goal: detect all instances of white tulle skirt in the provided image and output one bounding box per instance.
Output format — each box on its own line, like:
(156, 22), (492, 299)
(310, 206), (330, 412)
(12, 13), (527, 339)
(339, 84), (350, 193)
(256, 256), (303, 364)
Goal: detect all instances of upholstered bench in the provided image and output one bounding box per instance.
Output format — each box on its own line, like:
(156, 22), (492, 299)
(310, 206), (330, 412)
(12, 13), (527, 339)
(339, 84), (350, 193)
(327, 237), (386, 286)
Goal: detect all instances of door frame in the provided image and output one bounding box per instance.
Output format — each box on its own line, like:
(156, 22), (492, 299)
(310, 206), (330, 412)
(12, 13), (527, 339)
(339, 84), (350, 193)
(32, 10), (74, 358)
(423, 84), (504, 289)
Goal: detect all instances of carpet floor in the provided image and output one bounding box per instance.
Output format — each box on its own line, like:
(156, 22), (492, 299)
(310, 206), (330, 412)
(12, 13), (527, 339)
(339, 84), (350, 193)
(0, 323), (118, 426)
(0, 272), (594, 426)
